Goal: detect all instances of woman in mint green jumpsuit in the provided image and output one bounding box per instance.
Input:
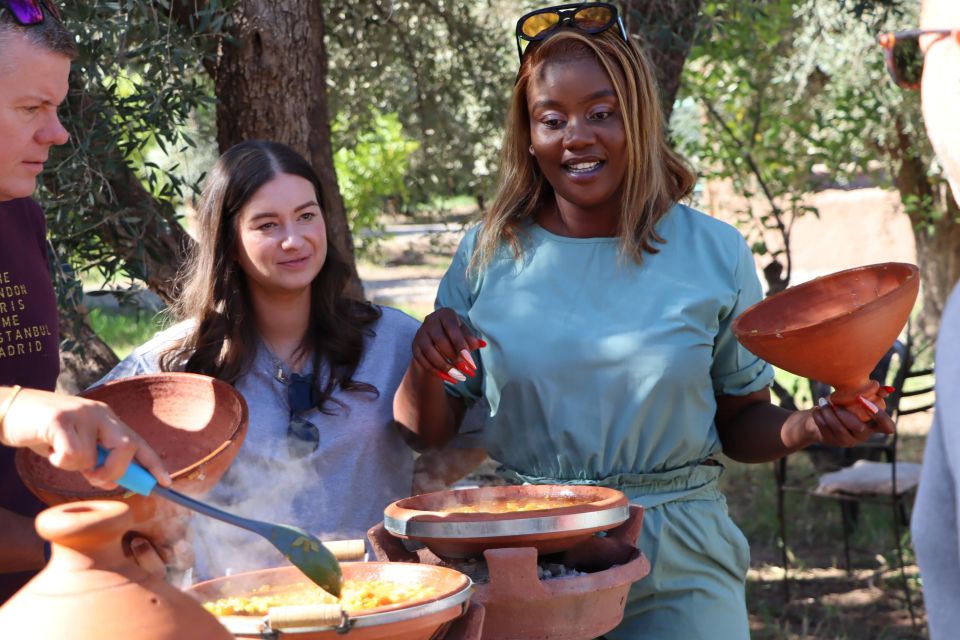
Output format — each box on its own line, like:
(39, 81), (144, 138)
(393, 8), (893, 638)
(435, 211), (764, 638)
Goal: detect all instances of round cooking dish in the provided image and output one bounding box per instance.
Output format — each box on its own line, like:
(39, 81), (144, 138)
(384, 485), (630, 558)
(15, 373), (249, 550)
(188, 563), (472, 640)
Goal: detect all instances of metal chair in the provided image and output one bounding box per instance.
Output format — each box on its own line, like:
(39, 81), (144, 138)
(774, 331), (935, 627)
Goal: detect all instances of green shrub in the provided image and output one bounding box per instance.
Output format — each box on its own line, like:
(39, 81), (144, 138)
(334, 111), (419, 257)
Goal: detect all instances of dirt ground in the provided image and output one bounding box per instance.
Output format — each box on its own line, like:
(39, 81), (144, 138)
(361, 186), (931, 639)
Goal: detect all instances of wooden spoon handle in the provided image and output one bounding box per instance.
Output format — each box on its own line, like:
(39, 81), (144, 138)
(322, 539), (366, 561)
(267, 604), (344, 629)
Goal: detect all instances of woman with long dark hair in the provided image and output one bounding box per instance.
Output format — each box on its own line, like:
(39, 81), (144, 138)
(100, 140), (420, 577)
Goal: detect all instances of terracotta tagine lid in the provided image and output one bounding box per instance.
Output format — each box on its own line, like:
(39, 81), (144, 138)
(732, 262), (919, 419)
(15, 373), (248, 557)
(0, 500), (231, 640)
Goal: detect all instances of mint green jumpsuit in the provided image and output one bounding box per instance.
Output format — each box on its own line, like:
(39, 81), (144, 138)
(437, 204), (774, 639)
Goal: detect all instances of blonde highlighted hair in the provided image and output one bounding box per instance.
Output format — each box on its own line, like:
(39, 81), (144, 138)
(472, 28), (696, 271)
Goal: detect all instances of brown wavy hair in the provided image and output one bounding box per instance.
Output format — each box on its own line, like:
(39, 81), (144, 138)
(472, 28), (696, 270)
(160, 140), (380, 413)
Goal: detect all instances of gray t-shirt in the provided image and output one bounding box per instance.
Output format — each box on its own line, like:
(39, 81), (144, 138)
(97, 306), (419, 578)
(913, 284), (960, 639)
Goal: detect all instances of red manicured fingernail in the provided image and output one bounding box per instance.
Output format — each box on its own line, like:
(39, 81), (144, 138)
(436, 371), (458, 384)
(459, 350), (477, 370)
(882, 386), (895, 393)
(857, 395), (880, 415)
(477, 339), (488, 348)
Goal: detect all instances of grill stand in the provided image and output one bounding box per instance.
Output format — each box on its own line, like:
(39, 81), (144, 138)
(369, 505), (650, 640)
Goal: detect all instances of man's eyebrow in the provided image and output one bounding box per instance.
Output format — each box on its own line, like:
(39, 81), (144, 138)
(17, 94), (64, 107)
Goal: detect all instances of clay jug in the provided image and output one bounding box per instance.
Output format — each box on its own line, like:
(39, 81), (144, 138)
(0, 500), (231, 640)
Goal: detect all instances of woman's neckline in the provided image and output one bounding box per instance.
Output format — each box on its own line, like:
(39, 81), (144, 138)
(529, 201), (620, 243)
(527, 219), (619, 244)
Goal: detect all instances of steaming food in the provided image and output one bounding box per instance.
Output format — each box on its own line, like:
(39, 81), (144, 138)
(438, 496), (592, 514)
(202, 579), (438, 616)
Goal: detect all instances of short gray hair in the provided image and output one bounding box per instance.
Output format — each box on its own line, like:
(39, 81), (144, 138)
(0, 3), (78, 60)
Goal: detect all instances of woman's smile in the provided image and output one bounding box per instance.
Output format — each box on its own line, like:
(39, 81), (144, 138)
(277, 254), (312, 268)
(562, 155), (605, 178)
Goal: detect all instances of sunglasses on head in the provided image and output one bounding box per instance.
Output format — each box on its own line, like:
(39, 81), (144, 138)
(515, 2), (628, 62)
(878, 29), (957, 89)
(0, 0), (61, 26)
(284, 371), (320, 459)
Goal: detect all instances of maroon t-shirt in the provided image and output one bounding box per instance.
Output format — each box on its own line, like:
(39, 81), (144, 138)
(0, 197), (60, 602)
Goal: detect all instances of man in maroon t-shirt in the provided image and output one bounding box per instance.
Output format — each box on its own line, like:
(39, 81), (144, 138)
(0, 0), (169, 602)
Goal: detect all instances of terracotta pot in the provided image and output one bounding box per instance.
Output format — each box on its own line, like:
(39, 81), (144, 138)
(732, 263), (919, 414)
(384, 485), (629, 559)
(15, 373), (248, 552)
(370, 505), (651, 640)
(188, 562), (473, 639)
(0, 500), (232, 639)
(478, 545), (648, 640)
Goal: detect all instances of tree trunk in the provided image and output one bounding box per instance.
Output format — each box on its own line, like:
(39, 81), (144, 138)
(213, 0), (361, 296)
(57, 305), (119, 394)
(891, 128), (960, 338)
(623, 0), (704, 122)
(911, 192), (960, 338)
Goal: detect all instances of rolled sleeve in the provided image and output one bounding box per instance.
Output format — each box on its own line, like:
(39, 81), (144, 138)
(711, 239), (773, 396)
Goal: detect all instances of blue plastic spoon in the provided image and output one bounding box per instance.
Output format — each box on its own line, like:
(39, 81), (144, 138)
(96, 447), (342, 596)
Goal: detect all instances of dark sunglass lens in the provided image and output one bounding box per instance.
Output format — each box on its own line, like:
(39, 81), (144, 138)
(522, 12), (561, 39)
(288, 415), (319, 458)
(5, 0), (44, 25)
(287, 373), (315, 414)
(574, 6), (614, 32)
(893, 38), (924, 87)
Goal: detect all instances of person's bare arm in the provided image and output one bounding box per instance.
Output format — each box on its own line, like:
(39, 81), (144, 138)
(394, 361), (467, 449)
(715, 387), (894, 463)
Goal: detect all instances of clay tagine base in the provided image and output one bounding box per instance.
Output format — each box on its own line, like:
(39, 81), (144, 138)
(370, 505), (650, 640)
